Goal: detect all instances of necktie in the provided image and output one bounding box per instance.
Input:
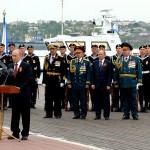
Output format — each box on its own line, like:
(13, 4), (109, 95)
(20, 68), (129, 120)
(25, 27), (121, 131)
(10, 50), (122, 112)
(51, 56), (54, 64)
(14, 63), (18, 79)
(99, 61), (102, 70)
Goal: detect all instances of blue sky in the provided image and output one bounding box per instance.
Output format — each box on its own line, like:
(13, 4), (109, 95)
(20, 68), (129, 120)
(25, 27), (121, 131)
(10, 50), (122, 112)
(1, 0), (150, 23)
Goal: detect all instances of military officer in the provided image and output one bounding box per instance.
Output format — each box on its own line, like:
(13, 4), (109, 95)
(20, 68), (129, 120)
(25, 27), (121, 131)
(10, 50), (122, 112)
(59, 45), (68, 109)
(18, 44), (27, 60)
(0, 43), (11, 110)
(23, 45), (41, 108)
(67, 46), (91, 119)
(111, 44), (123, 112)
(138, 45), (150, 112)
(43, 44), (66, 119)
(88, 44), (99, 111)
(113, 43), (142, 120)
(65, 43), (76, 111)
(8, 43), (15, 63)
(145, 45), (150, 56)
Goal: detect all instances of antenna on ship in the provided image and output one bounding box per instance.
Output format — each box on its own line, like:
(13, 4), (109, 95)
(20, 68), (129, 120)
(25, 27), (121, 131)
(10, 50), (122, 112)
(60, 0), (64, 35)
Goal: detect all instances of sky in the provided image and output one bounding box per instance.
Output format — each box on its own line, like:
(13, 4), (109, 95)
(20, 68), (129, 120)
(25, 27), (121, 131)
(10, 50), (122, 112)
(1, 0), (150, 23)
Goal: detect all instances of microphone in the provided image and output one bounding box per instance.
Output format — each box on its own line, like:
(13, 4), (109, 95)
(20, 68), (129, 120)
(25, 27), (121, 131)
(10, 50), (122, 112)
(7, 68), (14, 76)
(3, 68), (14, 85)
(0, 68), (7, 76)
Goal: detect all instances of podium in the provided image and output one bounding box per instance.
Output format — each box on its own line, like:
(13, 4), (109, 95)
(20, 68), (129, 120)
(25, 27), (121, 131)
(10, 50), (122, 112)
(0, 85), (20, 141)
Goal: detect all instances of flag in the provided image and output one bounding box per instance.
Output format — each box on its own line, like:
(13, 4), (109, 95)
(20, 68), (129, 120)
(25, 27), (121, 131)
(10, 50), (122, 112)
(113, 22), (119, 34)
(2, 16), (8, 54)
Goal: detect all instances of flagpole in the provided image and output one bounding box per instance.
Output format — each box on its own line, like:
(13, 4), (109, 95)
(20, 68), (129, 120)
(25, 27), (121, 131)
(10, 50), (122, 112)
(60, 0), (64, 35)
(2, 10), (8, 54)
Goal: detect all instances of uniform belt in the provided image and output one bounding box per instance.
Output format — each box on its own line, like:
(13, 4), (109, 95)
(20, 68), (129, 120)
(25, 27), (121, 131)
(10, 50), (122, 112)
(120, 74), (136, 77)
(142, 70), (150, 74)
(46, 72), (61, 76)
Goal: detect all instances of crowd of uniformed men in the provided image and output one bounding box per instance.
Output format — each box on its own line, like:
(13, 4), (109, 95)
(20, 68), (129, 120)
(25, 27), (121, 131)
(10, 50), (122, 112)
(1, 41), (150, 120)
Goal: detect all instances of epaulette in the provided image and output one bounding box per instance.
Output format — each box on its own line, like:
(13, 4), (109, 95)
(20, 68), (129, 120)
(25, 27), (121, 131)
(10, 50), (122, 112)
(83, 58), (89, 61)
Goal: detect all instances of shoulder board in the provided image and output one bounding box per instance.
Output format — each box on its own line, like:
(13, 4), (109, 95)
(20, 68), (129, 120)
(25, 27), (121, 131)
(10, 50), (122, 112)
(83, 58), (89, 61)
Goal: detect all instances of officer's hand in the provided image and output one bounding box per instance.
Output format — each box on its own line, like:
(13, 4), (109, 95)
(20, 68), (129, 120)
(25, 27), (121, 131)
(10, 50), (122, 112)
(114, 85), (119, 88)
(68, 84), (72, 88)
(136, 83), (143, 90)
(91, 85), (95, 89)
(85, 85), (89, 89)
(106, 86), (111, 90)
(60, 83), (64, 87)
(35, 78), (39, 82)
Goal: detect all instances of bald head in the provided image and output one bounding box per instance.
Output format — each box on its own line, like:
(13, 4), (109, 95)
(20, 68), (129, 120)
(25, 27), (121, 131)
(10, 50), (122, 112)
(12, 49), (22, 63)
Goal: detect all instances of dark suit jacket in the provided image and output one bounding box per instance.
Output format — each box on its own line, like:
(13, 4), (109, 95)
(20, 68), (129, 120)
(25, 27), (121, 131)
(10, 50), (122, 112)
(91, 60), (112, 90)
(7, 61), (32, 103)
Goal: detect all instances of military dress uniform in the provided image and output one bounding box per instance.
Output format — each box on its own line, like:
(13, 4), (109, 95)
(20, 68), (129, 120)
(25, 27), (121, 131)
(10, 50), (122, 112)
(138, 55), (150, 112)
(111, 54), (123, 111)
(59, 53), (68, 109)
(113, 43), (142, 120)
(43, 53), (65, 118)
(23, 53), (41, 108)
(88, 54), (99, 111)
(67, 57), (91, 119)
(0, 52), (11, 109)
(65, 53), (76, 111)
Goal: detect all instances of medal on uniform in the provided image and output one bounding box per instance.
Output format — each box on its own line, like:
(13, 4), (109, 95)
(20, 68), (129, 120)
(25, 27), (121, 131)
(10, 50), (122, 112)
(33, 60), (36, 63)
(146, 61), (149, 65)
(80, 63), (86, 73)
(55, 61), (61, 66)
(128, 61), (136, 68)
(27, 60), (29, 64)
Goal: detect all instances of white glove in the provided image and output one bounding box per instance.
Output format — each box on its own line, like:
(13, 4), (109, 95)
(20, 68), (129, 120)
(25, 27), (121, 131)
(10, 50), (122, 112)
(136, 83), (143, 90)
(60, 83), (64, 87)
(42, 84), (46, 87)
(35, 78), (39, 82)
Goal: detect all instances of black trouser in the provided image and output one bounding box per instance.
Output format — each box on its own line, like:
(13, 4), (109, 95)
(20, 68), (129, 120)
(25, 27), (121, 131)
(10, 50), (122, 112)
(111, 85), (122, 110)
(89, 87), (96, 110)
(11, 94), (30, 137)
(45, 85), (62, 117)
(95, 88), (110, 118)
(30, 80), (38, 105)
(60, 85), (66, 108)
(72, 88), (87, 117)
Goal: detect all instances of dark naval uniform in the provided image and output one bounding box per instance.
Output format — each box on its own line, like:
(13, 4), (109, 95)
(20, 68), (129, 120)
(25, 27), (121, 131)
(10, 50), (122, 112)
(65, 53), (76, 111)
(138, 55), (150, 112)
(111, 54), (123, 111)
(23, 54), (41, 108)
(88, 54), (99, 111)
(0, 52), (11, 109)
(114, 55), (142, 119)
(67, 57), (91, 119)
(43, 53), (65, 118)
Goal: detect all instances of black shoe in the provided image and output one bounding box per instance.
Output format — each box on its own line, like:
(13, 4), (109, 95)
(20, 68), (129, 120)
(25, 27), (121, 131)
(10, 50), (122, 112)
(4, 106), (8, 110)
(8, 135), (20, 140)
(105, 117), (109, 120)
(55, 116), (61, 119)
(21, 136), (28, 140)
(122, 116), (130, 120)
(94, 116), (101, 120)
(8, 105), (12, 108)
(133, 116), (138, 120)
(72, 116), (80, 119)
(43, 115), (52, 118)
(80, 116), (86, 119)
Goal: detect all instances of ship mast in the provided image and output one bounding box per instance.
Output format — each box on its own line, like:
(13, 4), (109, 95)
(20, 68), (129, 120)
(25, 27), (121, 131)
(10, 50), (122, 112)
(60, 0), (64, 35)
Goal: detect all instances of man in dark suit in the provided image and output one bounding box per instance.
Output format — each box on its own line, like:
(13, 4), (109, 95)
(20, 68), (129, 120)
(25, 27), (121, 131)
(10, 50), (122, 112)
(91, 50), (112, 120)
(7, 49), (32, 140)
